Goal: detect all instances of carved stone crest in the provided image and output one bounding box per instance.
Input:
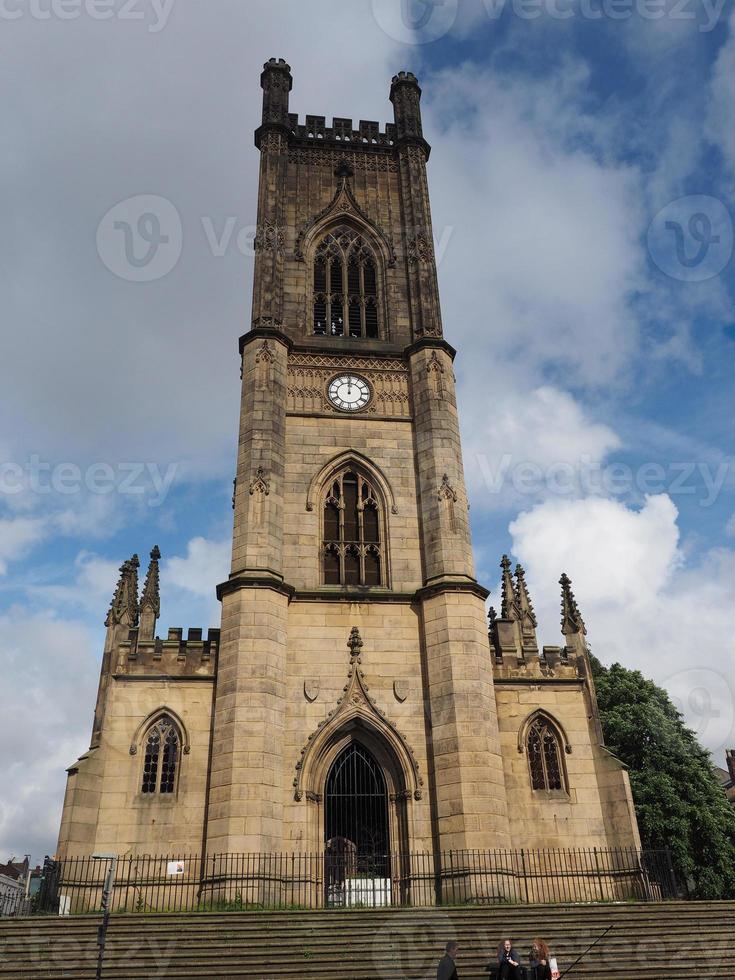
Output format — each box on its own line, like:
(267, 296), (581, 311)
(304, 679), (320, 703)
(393, 680), (409, 703)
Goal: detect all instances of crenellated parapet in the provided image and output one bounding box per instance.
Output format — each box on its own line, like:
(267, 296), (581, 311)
(116, 626), (219, 678)
(287, 113), (397, 148)
(255, 57), (401, 154)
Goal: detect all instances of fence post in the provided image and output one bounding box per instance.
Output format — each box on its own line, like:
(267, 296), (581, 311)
(593, 848), (604, 902)
(663, 848), (681, 899)
(520, 849), (529, 904)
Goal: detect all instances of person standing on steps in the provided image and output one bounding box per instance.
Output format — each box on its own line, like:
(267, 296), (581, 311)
(437, 940), (460, 980)
(528, 938), (553, 980)
(497, 938), (522, 980)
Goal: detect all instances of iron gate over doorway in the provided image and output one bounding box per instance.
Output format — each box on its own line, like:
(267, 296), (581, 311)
(324, 742), (391, 905)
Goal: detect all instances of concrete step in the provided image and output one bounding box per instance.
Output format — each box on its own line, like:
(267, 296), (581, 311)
(1, 902), (734, 980)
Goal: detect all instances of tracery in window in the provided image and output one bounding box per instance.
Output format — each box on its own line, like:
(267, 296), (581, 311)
(313, 227), (380, 339)
(141, 715), (180, 795)
(322, 470), (383, 586)
(527, 718), (564, 791)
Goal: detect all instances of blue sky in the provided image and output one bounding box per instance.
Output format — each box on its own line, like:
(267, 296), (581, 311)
(0, 0), (734, 860)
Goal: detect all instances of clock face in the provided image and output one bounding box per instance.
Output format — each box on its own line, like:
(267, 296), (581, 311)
(328, 374), (371, 413)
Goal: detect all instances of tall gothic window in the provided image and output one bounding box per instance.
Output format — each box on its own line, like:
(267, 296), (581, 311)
(313, 227), (380, 339)
(527, 717), (564, 792)
(141, 715), (180, 795)
(323, 470), (383, 587)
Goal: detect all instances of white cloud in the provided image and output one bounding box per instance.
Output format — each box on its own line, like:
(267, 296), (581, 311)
(707, 9), (735, 179)
(0, 2), (403, 475)
(425, 61), (646, 387)
(0, 517), (47, 575)
(464, 384), (621, 511)
(0, 609), (99, 862)
(508, 494), (735, 758)
(28, 551), (121, 615)
(165, 537), (230, 598)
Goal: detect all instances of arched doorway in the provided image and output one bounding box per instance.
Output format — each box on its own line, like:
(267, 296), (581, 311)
(324, 741), (393, 905)
(325, 742), (389, 853)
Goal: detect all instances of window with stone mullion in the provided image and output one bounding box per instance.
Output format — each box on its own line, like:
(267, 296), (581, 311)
(141, 716), (180, 794)
(528, 720), (563, 791)
(328, 256), (345, 336)
(313, 229), (380, 339)
(322, 472), (382, 586)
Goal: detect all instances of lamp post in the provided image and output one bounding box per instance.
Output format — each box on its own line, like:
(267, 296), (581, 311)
(91, 853), (118, 980)
(23, 854), (32, 903)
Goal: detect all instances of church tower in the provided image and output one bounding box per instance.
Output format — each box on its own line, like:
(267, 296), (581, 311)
(207, 60), (511, 856)
(57, 61), (640, 873)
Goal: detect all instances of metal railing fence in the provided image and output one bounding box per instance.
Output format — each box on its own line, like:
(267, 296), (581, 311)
(25, 847), (680, 916)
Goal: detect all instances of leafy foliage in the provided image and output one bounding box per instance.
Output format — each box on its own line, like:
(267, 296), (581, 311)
(590, 655), (735, 899)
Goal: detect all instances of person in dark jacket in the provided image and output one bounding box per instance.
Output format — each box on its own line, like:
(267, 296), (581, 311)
(529, 938), (553, 980)
(437, 940), (459, 980)
(497, 938), (522, 980)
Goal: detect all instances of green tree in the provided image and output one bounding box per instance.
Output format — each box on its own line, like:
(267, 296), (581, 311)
(590, 655), (735, 899)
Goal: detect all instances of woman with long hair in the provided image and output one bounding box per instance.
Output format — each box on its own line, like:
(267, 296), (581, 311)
(529, 938), (553, 980)
(496, 938), (522, 980)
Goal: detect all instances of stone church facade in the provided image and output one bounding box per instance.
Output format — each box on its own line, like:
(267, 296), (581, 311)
(58, 61), (640, 863)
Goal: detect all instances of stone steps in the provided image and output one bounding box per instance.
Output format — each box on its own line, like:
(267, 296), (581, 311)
(1, 902), (734, 979)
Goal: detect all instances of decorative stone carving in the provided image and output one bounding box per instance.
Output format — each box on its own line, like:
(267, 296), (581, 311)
(251, 314), (283, 331)
(560, 573), (587, 636)
(416, 322), (443, 339)
(140, 546), (161, 620)
(408, 234), (434, 265)
(255, 340), (275, 364)
(287, 355), (409, 419)
(347, 626), (364, 662)
(304, 680), (320, 703)
(427, 351), (445, 398)
(105, 555), (140, 629)
(427, 351), (444, 376)
(438, 474), (458, 503)
(249, 467), (270, 496)
(288, 147), (399, 173)
(393, 680), (409, 703)
(255, 220), (285, 253)
(260, 131), (285, 154)
(294, 178), (396, 266)
(293, 627), (424, 802)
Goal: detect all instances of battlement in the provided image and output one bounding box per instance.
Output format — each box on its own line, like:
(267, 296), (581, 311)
(257, 57), (424, 151)
(287, 113), (396, 146)
(115, 626), (219, 678)
(393, 70), (419, 83)
(492, 645), (585, 683)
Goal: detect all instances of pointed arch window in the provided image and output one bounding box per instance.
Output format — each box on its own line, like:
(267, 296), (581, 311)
(322, 470), (383, 586)
(141, 715), (180, 795)
(313, 227), (380, 339)
(527, 717), (565, 792)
